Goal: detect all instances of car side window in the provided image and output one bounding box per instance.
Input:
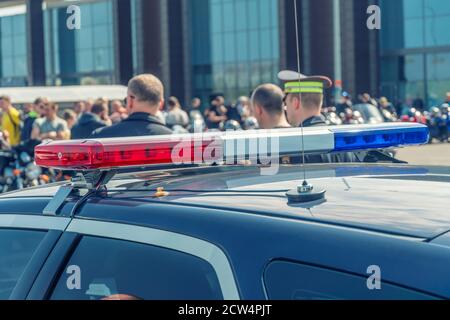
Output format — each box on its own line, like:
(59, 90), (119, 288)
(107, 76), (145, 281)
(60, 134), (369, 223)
(0, 229), (46, 299)
(264, 261), (436, 300)
(50, 236), (224, 300)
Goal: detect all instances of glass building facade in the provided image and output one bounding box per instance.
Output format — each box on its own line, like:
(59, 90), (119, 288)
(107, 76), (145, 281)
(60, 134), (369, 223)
(190, 0), (280, 104)
(44, 0), (115, 86)
(380, 0), (450, 107)
(0, 13), (27, 86)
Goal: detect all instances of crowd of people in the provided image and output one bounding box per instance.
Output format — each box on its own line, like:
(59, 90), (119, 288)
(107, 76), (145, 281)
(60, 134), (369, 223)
(0, 73), (448, 151)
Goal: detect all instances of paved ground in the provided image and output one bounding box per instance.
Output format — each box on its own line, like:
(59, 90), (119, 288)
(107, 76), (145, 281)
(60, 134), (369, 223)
(396, 143), (450, 166)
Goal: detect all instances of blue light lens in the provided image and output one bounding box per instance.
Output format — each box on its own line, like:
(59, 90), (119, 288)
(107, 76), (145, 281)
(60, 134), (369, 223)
(331, 124), (430, 152)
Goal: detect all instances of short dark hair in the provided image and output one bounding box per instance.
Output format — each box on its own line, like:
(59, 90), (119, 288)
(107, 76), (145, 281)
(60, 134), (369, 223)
(34, 97), (48, 105)
(288, 92), (324, 110)
(63, 110), (76, 121)
(168, 96), (180, 107)
(91, 103), (107, 115)
(0, 95), (11, 103)
(47, 102), (59, 112)
(128, 74), (164, 106)
(251, 84), (284, 116)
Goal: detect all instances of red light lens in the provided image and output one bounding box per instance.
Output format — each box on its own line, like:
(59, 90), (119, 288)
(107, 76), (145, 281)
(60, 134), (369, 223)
(35, 136), (220, 170)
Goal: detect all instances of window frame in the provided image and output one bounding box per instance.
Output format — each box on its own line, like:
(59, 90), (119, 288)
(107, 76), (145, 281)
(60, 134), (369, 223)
(41, 219), (240, 300)
(263, 259), (439, 300)
(0, 214), (70, 300)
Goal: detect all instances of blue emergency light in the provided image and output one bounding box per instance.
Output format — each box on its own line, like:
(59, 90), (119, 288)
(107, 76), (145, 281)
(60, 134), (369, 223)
(331, 123), (430, 152)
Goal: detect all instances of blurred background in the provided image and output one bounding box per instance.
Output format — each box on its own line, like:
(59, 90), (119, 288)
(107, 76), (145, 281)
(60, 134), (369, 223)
(0, 0), (447, 107)
(0, 0), (446, 192)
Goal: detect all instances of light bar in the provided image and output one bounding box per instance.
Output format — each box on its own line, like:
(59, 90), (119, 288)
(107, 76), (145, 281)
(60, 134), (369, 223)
(330, 123), (429, 151)
(35, 123), (429, 170)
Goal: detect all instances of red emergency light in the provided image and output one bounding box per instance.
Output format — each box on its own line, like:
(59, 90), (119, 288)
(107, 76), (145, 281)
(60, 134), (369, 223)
(35, 136), (219, 170)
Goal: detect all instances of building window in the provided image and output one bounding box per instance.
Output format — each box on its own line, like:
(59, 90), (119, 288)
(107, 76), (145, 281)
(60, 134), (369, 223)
(44, 0), (115, 86)
(190, 0), (280, 104)
(0, 14), (27, 86)
(380, 0), (450, 106)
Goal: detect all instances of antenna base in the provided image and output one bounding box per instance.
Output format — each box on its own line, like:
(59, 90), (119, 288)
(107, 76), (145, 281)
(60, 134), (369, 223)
(286, 181), (326, 203)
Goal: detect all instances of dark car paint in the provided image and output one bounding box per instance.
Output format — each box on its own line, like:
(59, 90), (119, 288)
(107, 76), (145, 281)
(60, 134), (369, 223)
(1, 164), (450, 299)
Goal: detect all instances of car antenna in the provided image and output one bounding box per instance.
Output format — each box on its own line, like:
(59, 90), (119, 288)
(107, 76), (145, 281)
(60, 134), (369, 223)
(286, 0), (326, 203)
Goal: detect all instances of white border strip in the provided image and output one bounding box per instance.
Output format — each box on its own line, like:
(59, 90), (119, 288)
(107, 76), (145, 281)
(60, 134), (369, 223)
(0, 5), (26, 18)
(67, 219), (240, 300)
(0, 215), (70, 231)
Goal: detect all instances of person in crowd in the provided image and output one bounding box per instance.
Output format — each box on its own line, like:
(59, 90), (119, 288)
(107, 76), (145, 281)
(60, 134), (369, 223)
(0, 130), (11, 150)
(445, 92), (450, 105)
(394, 100), (407, 117)
(73, 101), (86, 119)
(0, 95), (21, 146)
(110, 100), (128, 124)
(165, 96), (189, 128)
(412, 96), (425, 111)
(84, 99), (94, 113)
(90, 74), (172, 138)
(250, 84), (291, 129)
(188, 97), (203, 120)
(31, 102), (70, 141)
(71, 103), (108, 140)
(379, 97), (397, 117)
(93, 99), (112, 126)
(235, 96), (252, 122)
(227, 97), (244, 123)
(359, 93), (378, 107)
(21, 101), (39, 142)
(63, 110), (77, 130)
(336, 91), (353, 114)
(206, 96), (228, 130)
(34, 97), (48, 118)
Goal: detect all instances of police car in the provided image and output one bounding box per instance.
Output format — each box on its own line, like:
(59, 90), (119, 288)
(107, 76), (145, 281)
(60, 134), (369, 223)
(2, 123), (450, 300)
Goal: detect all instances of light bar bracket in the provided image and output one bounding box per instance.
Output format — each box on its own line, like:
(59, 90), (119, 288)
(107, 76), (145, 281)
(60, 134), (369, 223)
(42, 170), (117, 216)
(43, 185), (74, 216)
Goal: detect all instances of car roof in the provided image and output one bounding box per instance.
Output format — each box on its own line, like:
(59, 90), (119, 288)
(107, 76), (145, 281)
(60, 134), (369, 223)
(1, 163), (450, 239)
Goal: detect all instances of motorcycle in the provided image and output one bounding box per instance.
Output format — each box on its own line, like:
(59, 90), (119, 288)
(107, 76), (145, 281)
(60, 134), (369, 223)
(425, 106), (449, 143)
(0, 140), (51, 193)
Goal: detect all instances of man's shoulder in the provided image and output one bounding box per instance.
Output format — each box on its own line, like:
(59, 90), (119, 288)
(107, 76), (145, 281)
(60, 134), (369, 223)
(10, 107), (20, 116)
(34, 117), (45, 126)
(54, 117), (69, 128)
(55, 116), (67, 124)
(90, 119), (173, 139)
(90, 123), (120, 138)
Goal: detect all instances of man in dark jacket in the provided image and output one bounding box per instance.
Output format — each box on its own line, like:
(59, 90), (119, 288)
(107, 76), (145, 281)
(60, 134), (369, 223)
(21, 99), (43, 142)
(90, 74), (172, 138)
(71, 103), (108, 139)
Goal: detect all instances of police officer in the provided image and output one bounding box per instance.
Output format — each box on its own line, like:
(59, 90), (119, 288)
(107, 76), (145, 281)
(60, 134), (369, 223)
(278, 70), (331, 128)
(278, 70), (403, 164)
(278, 70), (365, 163)
(90, 74), (172, 139)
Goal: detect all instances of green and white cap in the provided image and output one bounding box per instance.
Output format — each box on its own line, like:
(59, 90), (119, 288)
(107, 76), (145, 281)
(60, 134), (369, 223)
(278, 70), (333, 94)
